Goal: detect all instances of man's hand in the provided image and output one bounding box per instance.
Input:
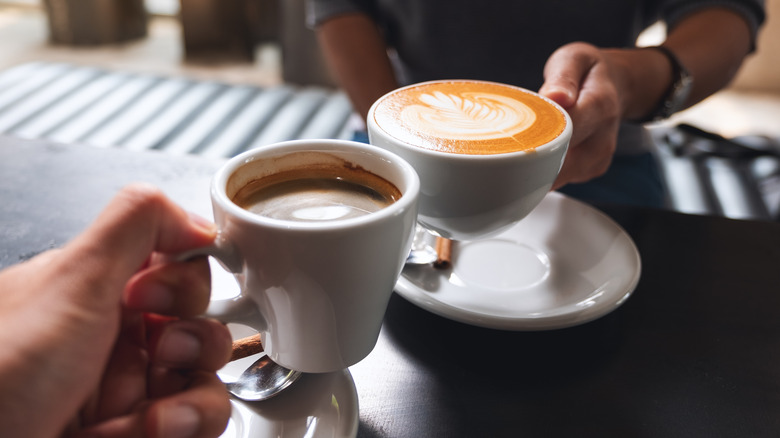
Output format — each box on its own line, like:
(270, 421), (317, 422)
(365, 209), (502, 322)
(0, 184), (232, 438)
(539, 42), (623, 190)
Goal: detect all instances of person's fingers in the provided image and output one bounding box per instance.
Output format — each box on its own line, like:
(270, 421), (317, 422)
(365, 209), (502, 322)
(147, 318), (232, 372)
(76, 414), (146, 438)
(553, 85), (619, 188)
(147, 372), (231, 438)
(77, 371), (230, 438)
(87, 329), (148, 422)
(552, 132), (615, 190)
(541, 43), (621, 189)
(553, 96), (618, 189)
(63, 184), (216, 309)
(75, 314), (230, 431)
(539, 42), (599, 109)
(123, 257), (212, 317)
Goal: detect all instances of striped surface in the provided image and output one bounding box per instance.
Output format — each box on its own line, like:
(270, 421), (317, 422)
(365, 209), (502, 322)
(0, 62), (354, 158)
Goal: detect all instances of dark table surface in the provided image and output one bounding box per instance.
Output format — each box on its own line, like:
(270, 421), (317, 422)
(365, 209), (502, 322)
(2, 136), (780, 438)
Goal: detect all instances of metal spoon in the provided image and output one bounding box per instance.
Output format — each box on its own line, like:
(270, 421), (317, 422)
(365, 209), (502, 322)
(405, 224), (439, 265)
(406, 245), (438, 265)
(225, 354), (303, 401)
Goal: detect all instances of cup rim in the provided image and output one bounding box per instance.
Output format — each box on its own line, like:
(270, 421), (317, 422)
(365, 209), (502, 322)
(211, 139), (420, 231)
(367, 79), (573, 161)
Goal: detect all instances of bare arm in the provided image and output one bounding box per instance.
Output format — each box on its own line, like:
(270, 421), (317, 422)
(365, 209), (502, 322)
(315, 12), (400, 122)
(615, 7), (754, 120)
(540, 7), (754, 188)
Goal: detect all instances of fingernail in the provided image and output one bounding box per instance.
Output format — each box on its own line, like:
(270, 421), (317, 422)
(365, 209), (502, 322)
(188, 211), (217, 234)
(540, 85), (575, 107)
(158, 404), (200, 438)
(158, 328), (201, 364)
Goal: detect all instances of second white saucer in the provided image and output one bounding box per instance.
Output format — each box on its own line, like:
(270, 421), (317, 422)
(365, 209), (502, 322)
(395, 192), (641, 330)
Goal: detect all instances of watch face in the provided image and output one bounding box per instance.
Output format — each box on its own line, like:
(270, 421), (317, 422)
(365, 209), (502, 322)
(667, 74), (693, 116)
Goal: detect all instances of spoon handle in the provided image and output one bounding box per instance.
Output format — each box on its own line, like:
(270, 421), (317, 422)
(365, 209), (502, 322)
(231, 334), (264, 362)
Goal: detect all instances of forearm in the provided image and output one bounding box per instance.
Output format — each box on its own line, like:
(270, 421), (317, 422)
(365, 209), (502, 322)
(610, 7), (753, 121)
(664, 7), (753, 104)
(315, 13), (399, 121)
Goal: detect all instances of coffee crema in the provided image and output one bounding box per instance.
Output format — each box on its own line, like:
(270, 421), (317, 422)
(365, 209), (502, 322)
(232, 164), (401, 222)
(372, 80), (566, 155)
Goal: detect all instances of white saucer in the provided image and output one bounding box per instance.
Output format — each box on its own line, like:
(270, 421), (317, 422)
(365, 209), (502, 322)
(218, 327), (359, 438)
(395, 192), (641, 330)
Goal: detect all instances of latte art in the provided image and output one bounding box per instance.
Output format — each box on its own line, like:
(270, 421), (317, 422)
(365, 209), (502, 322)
(373, 80), (566, 155)
(403, 90), (536, 142)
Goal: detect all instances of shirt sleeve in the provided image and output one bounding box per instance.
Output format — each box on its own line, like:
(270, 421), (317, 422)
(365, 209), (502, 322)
(661, 0), (765, 47)
(306, 0), (372, 28)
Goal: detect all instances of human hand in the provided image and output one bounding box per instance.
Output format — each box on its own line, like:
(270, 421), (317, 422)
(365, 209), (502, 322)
(539, 42), (623, 190)
(0, 184), (232, 438)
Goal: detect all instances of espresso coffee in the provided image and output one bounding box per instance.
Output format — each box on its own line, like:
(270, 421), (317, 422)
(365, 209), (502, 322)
(232, 164), (401, 222)
(371, 80), (567, 155)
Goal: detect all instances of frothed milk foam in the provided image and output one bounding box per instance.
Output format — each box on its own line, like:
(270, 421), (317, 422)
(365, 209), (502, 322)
(372, 81), (566, 155)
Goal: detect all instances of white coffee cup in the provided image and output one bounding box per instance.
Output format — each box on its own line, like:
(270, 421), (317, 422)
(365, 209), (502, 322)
(186, 139), (419, 373)
(367, 80), (572, 241)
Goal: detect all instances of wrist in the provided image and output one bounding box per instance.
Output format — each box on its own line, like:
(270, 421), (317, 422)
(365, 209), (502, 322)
(633, 46), (694, 122)
(603, 47), (679, 122)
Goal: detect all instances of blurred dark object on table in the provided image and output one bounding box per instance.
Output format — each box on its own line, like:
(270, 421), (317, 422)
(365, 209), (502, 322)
(652, 123), (780, 221)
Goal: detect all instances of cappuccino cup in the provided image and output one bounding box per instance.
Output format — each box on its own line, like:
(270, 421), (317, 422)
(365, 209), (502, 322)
(186, 139), (419, 373)
(367, 80), (571, 240)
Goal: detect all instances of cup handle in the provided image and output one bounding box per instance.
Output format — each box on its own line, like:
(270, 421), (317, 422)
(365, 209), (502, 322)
(175, 231), (242, 273)
(174, 234), (267, 331)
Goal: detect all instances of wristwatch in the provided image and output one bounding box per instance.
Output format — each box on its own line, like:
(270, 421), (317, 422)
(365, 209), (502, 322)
(642, 45), (693, 122)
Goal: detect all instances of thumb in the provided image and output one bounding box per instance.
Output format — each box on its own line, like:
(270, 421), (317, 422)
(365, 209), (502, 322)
(64, 184), (216, 305)
(538, 42), (598, 109)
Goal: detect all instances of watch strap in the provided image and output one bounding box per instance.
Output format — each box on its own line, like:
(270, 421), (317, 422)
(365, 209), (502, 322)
(639, 45), (693, 123)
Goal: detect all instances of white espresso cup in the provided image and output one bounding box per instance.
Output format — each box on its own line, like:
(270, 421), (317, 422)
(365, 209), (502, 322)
(367, 80), (572, 241)
(187, 139), (419, 373)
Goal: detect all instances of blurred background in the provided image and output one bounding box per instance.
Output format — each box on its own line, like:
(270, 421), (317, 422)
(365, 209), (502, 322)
(0, 0), (778, 219)
(0, 0), (777, 132)
(0, 0), (330, 86)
